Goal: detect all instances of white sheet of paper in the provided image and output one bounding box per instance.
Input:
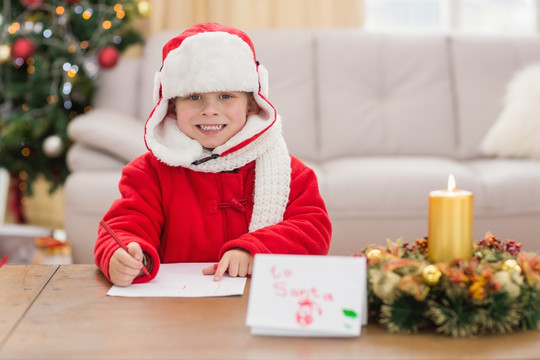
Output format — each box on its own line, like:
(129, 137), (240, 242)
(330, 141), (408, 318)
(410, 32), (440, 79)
(107, 263), (247, 297)
(246, 254), (367, 337)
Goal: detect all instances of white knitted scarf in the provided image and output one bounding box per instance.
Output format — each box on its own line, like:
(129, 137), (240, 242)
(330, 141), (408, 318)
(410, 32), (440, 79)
(186, 116), (291, 232)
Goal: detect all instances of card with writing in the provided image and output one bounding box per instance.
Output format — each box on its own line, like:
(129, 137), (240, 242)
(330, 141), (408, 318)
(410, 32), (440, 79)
(246, 254), (367, 337)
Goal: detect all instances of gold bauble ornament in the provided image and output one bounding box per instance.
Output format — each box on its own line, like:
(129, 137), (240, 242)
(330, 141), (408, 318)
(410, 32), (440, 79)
(423, 264), (442, 286)
(365, 248), (383, 265)
(0, 44), (11, 63)
(502, 259), (521, 274)
(366, 248), (382, 260)
(137, 1), (152, 17)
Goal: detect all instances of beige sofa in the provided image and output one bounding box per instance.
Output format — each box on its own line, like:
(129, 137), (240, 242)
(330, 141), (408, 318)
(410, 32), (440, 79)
(65, 29), (540, 264)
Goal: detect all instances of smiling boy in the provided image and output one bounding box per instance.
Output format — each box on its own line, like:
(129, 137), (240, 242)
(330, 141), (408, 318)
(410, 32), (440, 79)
(94, 23), (332, 287)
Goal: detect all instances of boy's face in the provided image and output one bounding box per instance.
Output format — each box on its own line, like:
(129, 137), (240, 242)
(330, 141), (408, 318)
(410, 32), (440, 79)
(174, 91), (260, 150)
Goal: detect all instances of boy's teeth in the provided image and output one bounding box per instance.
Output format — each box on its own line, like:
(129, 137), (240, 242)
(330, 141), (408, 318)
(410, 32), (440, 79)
(199, 125), (224, 131)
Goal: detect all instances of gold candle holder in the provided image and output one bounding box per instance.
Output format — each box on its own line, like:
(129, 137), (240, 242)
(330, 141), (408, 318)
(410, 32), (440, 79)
(428, 175), (473, 263)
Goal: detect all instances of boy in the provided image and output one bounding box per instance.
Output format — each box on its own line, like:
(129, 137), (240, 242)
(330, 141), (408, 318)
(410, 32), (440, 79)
(95, 22), (331, 286)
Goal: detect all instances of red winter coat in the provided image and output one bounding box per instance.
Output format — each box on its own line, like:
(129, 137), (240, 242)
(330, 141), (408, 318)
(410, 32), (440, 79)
(94, 152), (331, 283)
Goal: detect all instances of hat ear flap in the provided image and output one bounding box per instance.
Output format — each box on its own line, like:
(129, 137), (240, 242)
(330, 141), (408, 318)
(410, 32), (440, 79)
(153, 71), (162, 104)
(257, 64), (269, 98)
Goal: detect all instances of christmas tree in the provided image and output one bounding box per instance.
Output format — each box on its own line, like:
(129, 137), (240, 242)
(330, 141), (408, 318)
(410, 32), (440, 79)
(0, 0), (148, 197)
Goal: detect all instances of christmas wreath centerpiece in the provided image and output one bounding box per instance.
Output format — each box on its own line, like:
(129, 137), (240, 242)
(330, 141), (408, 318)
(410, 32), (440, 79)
(359, 233), (540, 337)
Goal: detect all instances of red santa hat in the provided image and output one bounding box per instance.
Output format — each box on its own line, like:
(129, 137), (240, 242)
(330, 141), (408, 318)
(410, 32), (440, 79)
(144, 23), (291, 232)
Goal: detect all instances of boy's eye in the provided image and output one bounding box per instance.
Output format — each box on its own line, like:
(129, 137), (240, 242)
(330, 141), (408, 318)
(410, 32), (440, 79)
(185, 94), (201, 101)
(219, 94), (232, 100)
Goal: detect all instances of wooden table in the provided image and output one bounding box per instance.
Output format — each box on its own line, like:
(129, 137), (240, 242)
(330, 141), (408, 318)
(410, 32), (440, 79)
(1, 264), (539, 360)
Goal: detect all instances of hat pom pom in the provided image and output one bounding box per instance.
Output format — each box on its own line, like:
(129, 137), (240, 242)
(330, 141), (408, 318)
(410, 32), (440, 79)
(153, 71), (162, 104)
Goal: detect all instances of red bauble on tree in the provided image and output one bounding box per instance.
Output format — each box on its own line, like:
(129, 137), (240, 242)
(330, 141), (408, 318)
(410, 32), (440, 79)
(12, 38), (35, 60)
(19, 0), (45, 9)
(97, 46), (120, 68)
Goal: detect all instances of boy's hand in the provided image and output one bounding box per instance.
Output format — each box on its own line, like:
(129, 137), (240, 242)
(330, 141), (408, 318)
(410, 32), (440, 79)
(202, 248), (253, 282)
(109, 242), (145, 287)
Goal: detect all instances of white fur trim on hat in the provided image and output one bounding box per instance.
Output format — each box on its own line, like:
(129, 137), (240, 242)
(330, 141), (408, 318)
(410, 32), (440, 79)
(161, 32), (259, 99)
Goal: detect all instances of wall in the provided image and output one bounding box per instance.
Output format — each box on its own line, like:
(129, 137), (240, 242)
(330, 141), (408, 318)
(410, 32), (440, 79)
(143, 0), (364, 35)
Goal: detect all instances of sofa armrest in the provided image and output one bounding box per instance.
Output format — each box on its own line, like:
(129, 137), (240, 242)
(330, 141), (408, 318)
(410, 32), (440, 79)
(68, 108), (147, 164)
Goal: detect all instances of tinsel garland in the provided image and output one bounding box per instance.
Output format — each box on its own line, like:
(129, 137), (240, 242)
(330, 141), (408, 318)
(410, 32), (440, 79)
(359, 233), (540, 337)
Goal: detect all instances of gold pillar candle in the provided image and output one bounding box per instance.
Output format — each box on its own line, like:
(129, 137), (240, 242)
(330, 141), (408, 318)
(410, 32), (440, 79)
(428, 175), (473, 263)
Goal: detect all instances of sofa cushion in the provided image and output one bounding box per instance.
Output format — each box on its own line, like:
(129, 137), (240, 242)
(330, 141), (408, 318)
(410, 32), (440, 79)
(480, 63), (540, 160)
(451, 35), (540, 159)
(316, 32), (456, 159)
(466, 159), (540, 215)
(249, 30), (318, 160)
(320, 156), (485, 218)
(93, 56), (141, 118)
(138, 30), (178, 121)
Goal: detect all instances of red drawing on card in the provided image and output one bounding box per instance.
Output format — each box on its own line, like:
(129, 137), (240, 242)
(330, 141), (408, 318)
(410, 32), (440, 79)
(296, 299), (323, 327)
(268, 264), (334, 327)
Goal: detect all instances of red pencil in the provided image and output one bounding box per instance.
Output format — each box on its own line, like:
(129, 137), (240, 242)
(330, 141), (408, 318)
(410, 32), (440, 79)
(100, 220), (150, 276)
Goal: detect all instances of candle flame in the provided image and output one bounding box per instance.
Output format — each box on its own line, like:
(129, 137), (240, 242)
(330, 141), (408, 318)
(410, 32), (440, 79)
(448, 174), (456, 192)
